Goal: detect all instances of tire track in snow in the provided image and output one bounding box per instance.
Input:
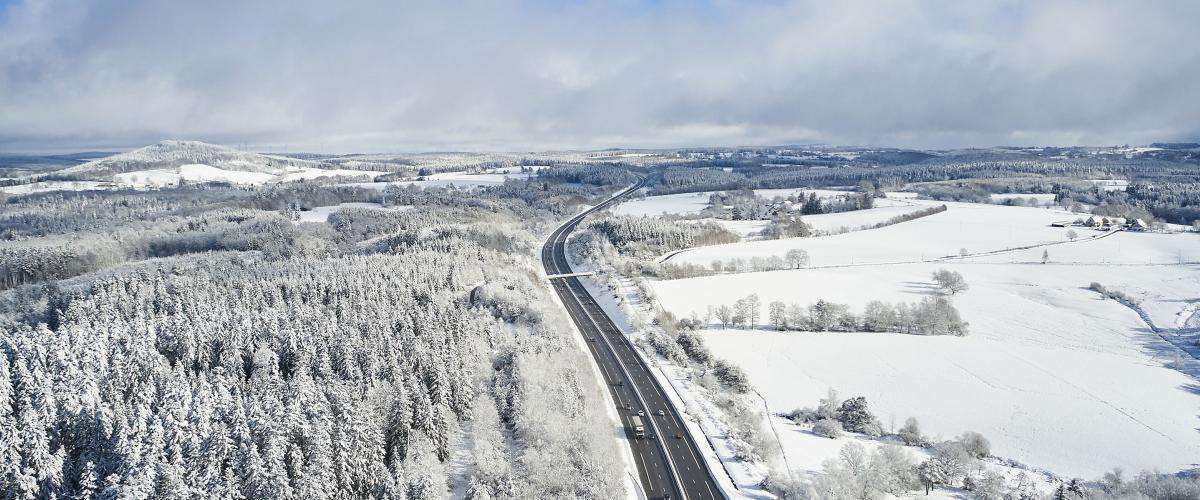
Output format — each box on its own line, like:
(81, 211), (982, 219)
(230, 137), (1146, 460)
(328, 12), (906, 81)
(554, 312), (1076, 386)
(1000, 347), (1172, 440)
(949, 360), (1001, 390)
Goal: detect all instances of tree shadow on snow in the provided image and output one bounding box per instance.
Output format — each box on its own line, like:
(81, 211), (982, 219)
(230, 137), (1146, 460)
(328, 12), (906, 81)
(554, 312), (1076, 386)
(1133, 329), (1200, 435)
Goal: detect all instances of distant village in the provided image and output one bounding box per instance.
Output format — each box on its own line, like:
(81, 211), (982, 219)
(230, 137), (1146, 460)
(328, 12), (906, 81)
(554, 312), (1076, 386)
(1051, 215), (1151, 231)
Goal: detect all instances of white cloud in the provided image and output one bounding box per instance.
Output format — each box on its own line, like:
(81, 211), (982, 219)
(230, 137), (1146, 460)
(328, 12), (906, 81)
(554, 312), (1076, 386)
(1, 0), (1197, 152)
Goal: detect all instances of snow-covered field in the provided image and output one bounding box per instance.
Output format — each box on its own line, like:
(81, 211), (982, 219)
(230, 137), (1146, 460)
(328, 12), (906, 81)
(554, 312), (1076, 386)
(612, 188), (917, 221)
(342, 170), (530, 191)
(488, 165), (546, 174)
(620, 189), (933, 240)
(108, 164), (383, 187)
(664, 201), (1195, 267)
(112, 163), (281, 187)
(612, 191), (714, 217)
(0, 180), (116, 194)
(4, 163), (383, 192)
(799, 202), (928, 233)
(697, 200), (934, 239)
(278, 167), (382, 182)
(769, 415), (1053, 497)
(645, 201), (1200, 479)
(292, 202), (412, 223)
(710, 219), (770, 238)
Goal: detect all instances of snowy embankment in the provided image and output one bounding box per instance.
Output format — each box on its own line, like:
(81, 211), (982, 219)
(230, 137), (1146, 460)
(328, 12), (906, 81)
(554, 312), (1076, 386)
(642, 199), (1200, 480)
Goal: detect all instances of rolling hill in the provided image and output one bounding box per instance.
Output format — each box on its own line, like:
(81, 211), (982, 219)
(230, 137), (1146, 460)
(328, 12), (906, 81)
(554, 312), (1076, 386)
(45, 140), (386, 188)
(62, 140), (331, 177)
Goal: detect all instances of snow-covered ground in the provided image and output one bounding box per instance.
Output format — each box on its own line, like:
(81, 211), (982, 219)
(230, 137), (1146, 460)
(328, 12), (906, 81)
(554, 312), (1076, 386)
(488, 165), (546, 174)
(664, 201), (1195, 268)
(1089, 179), (1130, 192)
(64, 140), (328, 176)
(0, 180), (116, 194)
(611, 188), (894, 218)
(695, 199), (933, 239)
(342, 171), (530, 191)
(711, 219), (771, 239)
(112, 163), (283, 187)
(644, 201), (1200, 479)
(770, 416), (1054, 497)
(799, 202), (928, 233)
(278, 167), (382, 182)
(109, 164), (382, 187)
(292, 202), (412, 223)
(6, 141), (387, 192)
(613, 191), (714, 217)
(4, 163), (382, 192)
(613, 188), (930, 240)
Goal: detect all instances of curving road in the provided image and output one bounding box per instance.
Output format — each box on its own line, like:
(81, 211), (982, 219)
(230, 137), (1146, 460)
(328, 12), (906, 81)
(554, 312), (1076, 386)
(542, 180), (725, 500)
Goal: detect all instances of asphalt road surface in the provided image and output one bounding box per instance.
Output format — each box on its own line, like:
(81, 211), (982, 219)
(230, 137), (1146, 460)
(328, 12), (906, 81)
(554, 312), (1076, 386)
(541, 180), (725, 500)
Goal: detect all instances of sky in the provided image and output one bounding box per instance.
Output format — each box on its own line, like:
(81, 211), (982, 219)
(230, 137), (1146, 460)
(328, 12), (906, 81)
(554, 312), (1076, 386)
(1, 0), (1198, 153)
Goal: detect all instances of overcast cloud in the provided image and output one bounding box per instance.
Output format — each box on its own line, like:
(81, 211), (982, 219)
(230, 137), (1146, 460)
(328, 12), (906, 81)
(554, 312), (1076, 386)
(1, 0), (1198, 152)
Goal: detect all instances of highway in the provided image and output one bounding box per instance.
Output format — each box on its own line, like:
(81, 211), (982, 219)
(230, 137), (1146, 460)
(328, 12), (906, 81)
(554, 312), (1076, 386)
(541, 180), (725, 500)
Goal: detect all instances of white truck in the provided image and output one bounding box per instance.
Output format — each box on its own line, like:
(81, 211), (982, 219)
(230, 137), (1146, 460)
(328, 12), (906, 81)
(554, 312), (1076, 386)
(630, 415), (646, 439)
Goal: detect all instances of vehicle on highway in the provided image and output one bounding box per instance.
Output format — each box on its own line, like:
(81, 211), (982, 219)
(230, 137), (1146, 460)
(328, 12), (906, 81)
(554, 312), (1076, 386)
(631, 415), (646, 439)
(657, 409), (666, 416)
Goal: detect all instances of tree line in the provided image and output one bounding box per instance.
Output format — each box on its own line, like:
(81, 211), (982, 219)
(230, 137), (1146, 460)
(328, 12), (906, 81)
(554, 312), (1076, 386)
(702, 294), (969, 336)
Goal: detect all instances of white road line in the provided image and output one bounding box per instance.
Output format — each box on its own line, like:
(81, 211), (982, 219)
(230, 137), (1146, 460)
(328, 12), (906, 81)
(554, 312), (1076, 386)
(634, 449), (654, 491)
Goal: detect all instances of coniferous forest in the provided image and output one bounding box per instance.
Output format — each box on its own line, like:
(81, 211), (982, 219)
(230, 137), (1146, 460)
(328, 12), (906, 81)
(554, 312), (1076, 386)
(0, 172), (628, 499)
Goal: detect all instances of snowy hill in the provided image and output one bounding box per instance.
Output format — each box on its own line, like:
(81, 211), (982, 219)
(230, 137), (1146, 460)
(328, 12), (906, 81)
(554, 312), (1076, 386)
(63, 140), (330, 177)
(49, 140), (384, 188)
